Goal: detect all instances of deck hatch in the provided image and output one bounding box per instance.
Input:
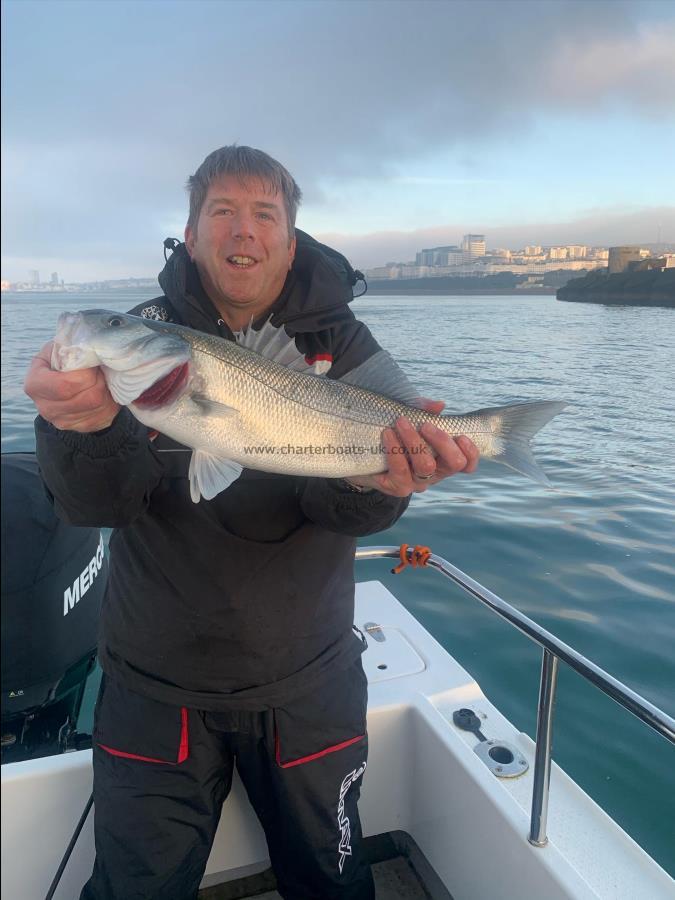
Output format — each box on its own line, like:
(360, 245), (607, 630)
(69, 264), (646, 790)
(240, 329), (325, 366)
(361, 625), (426, 683)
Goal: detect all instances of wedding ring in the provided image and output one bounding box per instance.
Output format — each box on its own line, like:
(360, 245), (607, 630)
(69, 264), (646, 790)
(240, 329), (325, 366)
(414, 472), (434, 481)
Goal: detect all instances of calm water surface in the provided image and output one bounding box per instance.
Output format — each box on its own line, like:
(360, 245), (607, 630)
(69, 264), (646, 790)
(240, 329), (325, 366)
(2, 291), (674, 874)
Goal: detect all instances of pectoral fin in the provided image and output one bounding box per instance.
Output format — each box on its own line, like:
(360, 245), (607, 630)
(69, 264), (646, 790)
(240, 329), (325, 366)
(189, 451), (243, 503)
(192, 394), (239, 418)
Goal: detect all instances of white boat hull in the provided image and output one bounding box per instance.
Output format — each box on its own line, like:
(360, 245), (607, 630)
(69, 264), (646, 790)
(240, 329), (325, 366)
(2, 581), (673, 899)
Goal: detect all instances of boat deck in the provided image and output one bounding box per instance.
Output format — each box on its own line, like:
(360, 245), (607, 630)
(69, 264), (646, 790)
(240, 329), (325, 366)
(199, 857), (430, 899)
(198, 832), (442, 899)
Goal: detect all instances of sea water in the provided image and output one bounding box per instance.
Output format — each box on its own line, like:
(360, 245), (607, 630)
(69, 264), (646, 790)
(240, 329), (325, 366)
(2, 290), (674, 874)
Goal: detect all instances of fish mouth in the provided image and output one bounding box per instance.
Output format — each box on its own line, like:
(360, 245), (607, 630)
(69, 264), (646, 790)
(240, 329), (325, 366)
(51, 312), (100, 371)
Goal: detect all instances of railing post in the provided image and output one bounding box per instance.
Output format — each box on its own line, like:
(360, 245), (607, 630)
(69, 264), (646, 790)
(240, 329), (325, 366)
(529, 649), (559, 846)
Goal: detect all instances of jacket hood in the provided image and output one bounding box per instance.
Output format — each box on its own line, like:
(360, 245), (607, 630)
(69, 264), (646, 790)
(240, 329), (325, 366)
(157, 230), (366, 336)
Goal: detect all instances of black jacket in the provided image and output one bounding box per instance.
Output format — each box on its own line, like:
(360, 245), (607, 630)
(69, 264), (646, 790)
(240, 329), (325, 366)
(35, 235), (410, 710)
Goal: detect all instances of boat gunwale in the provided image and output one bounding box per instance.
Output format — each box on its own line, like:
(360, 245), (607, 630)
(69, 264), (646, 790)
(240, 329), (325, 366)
(355, 545), (675, 847)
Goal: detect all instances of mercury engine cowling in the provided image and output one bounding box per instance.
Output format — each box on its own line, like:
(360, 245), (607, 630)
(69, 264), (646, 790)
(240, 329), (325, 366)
(1, 453), (107, 762)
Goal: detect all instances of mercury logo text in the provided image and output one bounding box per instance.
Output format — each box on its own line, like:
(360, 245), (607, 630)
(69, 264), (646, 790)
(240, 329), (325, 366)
(63, 535), (105, 616)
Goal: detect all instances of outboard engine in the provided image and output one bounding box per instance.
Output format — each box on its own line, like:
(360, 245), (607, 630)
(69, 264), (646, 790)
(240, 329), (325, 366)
(1, 453), (107, 763)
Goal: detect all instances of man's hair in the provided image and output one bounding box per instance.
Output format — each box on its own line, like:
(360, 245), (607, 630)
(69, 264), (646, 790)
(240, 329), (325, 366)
(186, 145), (302, 237)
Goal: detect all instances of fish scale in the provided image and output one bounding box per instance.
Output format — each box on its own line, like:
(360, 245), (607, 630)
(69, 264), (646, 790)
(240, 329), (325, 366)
(159, 327), (500, 477)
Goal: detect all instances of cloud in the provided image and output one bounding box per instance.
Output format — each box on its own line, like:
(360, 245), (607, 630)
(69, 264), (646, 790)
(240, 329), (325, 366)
(2, 0), (674, 279)
(317, 206), (675, 269)
(549, 22), (675, 109)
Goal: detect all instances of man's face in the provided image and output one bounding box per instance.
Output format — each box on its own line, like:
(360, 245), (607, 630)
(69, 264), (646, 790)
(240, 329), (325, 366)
(185, 175), (296, 325)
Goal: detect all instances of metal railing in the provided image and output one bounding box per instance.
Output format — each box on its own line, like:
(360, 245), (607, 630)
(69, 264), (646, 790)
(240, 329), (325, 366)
(355, 546), (675, 847)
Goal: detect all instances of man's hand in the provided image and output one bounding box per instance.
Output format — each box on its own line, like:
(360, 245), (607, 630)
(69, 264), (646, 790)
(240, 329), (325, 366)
(346, 399), (479, 497)
(24, 342), (120, 433)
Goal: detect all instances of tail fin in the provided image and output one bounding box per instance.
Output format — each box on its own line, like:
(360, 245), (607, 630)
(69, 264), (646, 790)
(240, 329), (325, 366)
(479, 400), (568, 485)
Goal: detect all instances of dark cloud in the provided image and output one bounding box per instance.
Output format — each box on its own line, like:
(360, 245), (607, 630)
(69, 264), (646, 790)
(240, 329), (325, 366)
(2, 0), (674, 278)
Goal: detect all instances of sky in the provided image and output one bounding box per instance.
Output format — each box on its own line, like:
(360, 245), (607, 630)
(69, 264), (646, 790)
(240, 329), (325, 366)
(2, 0), (675, 282)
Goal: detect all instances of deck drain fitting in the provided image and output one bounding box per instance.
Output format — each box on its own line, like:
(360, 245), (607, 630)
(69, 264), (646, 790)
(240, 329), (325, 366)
(474, 740), (529, 778)
(452, 708), (529, 779)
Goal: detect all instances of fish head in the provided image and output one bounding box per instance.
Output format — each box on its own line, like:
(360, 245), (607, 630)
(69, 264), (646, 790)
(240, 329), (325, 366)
(52, 310), (181, 370)
(51, 310), (192, 405)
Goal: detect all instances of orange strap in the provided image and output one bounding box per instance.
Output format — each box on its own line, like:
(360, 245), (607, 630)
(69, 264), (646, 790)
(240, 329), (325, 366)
(391, 543), (432, 575)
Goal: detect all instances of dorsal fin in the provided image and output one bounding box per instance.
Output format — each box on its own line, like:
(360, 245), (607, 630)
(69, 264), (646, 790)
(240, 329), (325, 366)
(340, 350), (425, 408)
(234, 318), (310, 371)
(235, 319), (425, 406)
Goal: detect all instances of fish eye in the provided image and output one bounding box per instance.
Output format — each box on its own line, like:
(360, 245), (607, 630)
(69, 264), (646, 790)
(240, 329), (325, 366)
(107, 317), (123, 327)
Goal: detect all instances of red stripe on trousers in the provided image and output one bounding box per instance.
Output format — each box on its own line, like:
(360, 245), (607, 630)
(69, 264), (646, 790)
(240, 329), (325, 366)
(99, 707), (189, 765)
(275, 730), (365, 769)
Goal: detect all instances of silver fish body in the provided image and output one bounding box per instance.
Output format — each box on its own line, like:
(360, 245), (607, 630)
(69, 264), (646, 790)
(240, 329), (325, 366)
(51, 310), (567, 500)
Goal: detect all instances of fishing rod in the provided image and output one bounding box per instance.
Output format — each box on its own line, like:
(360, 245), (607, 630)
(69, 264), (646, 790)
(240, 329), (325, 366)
(44, 792), (94, 900)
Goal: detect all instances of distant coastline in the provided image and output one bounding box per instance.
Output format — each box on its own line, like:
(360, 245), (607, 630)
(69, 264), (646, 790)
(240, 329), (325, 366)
(557, 268), (675, 308)
(363, 274), (557, 296)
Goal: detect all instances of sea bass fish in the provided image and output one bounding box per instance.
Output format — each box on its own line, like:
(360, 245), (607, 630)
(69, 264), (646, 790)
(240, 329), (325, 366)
(51, 310), (567, 502)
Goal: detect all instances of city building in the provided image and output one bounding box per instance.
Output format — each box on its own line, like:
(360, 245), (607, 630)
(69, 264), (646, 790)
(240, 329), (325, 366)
(416, 246), (462, 266)
(461, 234), (486, 259)
(362, 238), (673, 283)
(608, 246), (650, 274)
(627, 253), (675, 272)
(364, 235), (619, 283)
(548, 247), (568, 261)
(29, 270), (40, 285)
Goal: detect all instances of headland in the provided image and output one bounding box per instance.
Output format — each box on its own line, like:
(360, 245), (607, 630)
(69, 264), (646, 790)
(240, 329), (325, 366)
(557, 268), (675, 308)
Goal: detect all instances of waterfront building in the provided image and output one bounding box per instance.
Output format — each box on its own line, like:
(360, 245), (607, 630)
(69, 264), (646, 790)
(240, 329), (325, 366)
(50, 272), (59, 285)
(363, 257), (607, 282)
(625, 253), (675, 272)
(364, 241), (621, 282)
(29, 270), (40, 285)
(480, 259), (603, 275)
(608, 246), (650, 274)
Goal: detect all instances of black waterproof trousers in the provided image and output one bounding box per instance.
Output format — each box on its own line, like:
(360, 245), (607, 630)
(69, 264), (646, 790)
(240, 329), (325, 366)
(80, 661), (374, 900)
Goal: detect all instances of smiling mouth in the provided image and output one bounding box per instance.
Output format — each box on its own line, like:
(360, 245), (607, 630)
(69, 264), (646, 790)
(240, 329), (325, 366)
(227, 255), (257, 268)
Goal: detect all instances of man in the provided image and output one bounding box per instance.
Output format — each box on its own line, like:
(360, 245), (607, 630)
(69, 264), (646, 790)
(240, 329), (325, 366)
(25, 146), (478, 900)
